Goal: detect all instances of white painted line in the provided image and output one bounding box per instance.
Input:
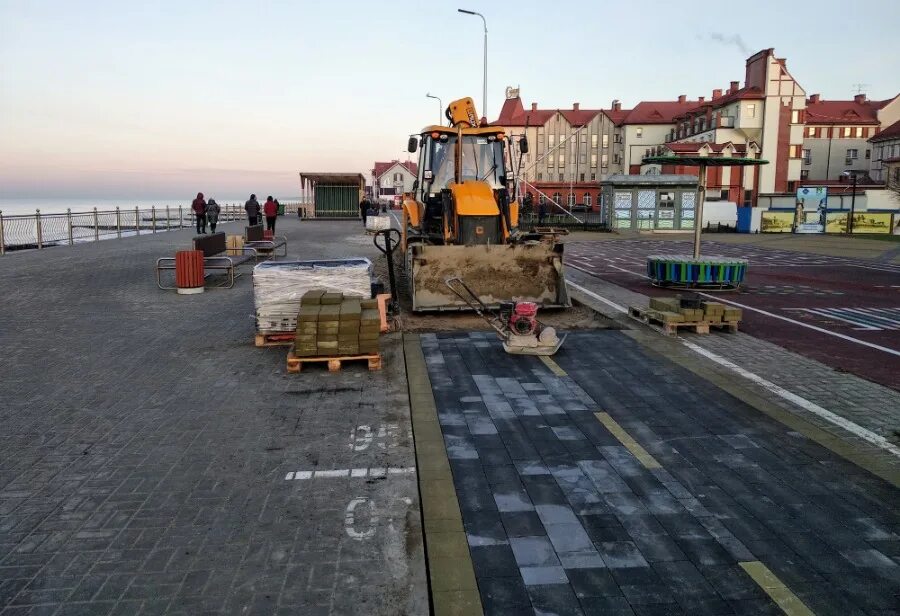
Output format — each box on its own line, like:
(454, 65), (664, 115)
(695, 293), (900, 358)
(389, 210), (401, 227)
(682, 340), (900, 458)
(287, 466), (415, 480)
(802, 308), (881, 331)
(565, 279), (627, 314)
(315, 469), (350, 478)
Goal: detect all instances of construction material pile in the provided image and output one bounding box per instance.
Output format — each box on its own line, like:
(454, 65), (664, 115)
(294, 290), (381, 357)
(648, 297), (742, 324)
(253, 259), (372, 333)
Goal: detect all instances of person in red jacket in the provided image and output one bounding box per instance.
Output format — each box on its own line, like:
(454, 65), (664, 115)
(192, 192), (207, 234)
(263, 195), (278, 233)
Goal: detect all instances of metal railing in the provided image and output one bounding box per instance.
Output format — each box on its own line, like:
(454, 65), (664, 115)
(0, 202), (300, 254)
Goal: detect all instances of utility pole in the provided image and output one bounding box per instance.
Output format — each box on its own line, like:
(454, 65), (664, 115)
(458, 9), (487, 117)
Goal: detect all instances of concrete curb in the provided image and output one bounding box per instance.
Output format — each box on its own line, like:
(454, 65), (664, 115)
(404, 333), (484, 616)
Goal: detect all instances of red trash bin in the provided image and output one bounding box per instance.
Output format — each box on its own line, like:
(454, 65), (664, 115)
(175, 250), (204, 294)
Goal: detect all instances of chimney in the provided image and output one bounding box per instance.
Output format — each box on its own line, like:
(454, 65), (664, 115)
(573, 102), (580, 111)
(809, 93), (820, 104)
(854, 94), (866, 104)
(531, 102), (538, 111)
(730, 81), (739, 93)
(698, 96), (705, 103)
(678, 94), (686, 103)
(712, 89), (722, 99)
(612, 99), (621, 111)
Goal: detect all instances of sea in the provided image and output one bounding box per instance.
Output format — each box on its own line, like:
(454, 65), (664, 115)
(0, 197), (303, 217)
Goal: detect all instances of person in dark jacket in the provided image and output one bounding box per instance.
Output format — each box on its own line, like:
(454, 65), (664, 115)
(538, 197), (547, 225)
(245, 194), (261, 226)
(192, 192), (207, 234)
(206, 198), (221, 233)
(359, 198), (369, 227)
(263, 196), (278, 232)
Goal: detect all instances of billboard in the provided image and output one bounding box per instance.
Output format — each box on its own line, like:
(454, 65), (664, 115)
(825, 212), (849, 233)
(760, 211), (794, 233)
(850, 212), (893, 234)
(795, 186), (828, 232)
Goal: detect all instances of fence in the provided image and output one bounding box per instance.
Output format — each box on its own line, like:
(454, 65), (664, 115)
(520, 211), (609, 232)
(0, 203), (300, 254)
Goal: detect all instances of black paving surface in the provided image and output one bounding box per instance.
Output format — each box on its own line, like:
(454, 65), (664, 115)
(422, 330), (900, 615)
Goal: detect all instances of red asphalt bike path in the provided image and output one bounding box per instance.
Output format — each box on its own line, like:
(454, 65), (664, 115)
(566, 239), (900, 391)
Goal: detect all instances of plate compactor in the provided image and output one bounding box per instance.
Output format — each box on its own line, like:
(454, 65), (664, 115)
(446, 277), (566, 356)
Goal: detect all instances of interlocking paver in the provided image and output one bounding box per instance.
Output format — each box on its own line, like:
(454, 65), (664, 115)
(0, 219), (426, 614)
(423, 330), (900, 614)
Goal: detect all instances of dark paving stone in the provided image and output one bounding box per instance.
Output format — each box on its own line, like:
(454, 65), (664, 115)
(500, 511), (546, 538)
(527, 583), (584, 616)
(674, 538), (733, 567)
(470, 545), (520, 579)
(566, 567), (620, 598)
(630, 604), (685, 615)
(698, 565), (767, 601)
(630, 534), (688, 563)
(597, 542), (650, 569)
(478, 576), (533, 616)
(578, 594), (635, 615)
(611, 566), (662, 587)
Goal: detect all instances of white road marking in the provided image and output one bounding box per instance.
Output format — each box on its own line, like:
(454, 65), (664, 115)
(682, 341), (900, 458)
(695, 293), (900, 358)
(389, 210), (401, 227)
(285, 466), (416, 481)
(565, 279), (627, 314)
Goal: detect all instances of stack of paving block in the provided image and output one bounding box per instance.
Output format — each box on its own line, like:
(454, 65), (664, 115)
(359, 299), (381, 355)
(701, 301), (725, 323)
(648, 297), (685, 323)
(294, 290), (381, 358)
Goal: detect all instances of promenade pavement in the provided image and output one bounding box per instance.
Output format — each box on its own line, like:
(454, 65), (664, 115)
(0, 218), (427, 615)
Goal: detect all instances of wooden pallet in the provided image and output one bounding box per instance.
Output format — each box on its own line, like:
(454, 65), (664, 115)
(255, 332), (296, 348)
(628, 306), (739, 336)
(286, 346), (382, 373)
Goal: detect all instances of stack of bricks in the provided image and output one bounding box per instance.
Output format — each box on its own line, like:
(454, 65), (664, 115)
(359, 299), (380, 355)
(294, 290), (381, 358)
(648, 297), (685, 323)
(701, 301), (725, 323)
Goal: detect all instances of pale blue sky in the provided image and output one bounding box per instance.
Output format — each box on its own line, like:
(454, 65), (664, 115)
(1, 0), (898, 198)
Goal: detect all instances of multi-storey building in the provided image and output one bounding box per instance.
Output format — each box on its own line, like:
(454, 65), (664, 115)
(653, 48), (807, 206)
(493, 90), (624, 210)
(869, 119), (900, 186)
(616, 96), (705, 173)
(802, 94), (900, 180)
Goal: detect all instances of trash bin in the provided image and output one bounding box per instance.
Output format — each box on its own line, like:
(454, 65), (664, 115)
(175, 250), (204, 294)
(277, 203), (285, 215)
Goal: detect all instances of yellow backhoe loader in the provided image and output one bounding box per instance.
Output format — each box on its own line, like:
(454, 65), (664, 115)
(401, 97), (570, 312)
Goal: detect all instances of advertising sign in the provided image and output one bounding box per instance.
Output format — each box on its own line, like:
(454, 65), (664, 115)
(760, 211), (794, 233)
(825, 212), (849, 233)
(850, 212), (892, 234)
(795, 186), (828, 232)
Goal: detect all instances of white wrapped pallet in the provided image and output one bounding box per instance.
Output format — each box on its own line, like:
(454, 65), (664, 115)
(253, 259), (372, 333)
(365, 215), (391, 232)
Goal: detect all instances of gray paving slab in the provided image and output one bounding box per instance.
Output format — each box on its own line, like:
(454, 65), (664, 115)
(422, 330), (900, 615)
(0, 218), (426, 615)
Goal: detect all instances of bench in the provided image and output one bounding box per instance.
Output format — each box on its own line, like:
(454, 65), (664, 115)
(155, 232), (258, 290)
(245, 224), (287, 258)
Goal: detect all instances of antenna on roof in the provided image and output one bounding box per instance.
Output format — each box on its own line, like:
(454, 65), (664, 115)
(852, 83), (869, 95)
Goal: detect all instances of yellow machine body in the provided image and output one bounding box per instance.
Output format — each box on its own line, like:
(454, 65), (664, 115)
(401, 97), (569, 312)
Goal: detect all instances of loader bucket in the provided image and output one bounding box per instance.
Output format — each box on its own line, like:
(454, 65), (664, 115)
(408, 242), (571, 312)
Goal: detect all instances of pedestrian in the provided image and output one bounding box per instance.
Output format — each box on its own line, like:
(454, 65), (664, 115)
(538, 197), (547, 225)
(523, 192), (534, 216)
(245, 193), (261, 226)
(264, 195), (278, 233)
(206, 198), (220, 233)
(359, 197), (369, 227)
(192, 192), (207, 234)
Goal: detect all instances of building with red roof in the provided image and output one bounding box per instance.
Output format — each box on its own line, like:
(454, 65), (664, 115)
(869, 118), (900, 185)
(491, 88), (628, 211)
(371, 160), (418, 201)
(802, 93), (900, 180)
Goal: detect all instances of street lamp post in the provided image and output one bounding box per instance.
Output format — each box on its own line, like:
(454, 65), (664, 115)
(457, 9), (487, 117)
(842, 170), (860, 234)
(426, 93), (442, 125)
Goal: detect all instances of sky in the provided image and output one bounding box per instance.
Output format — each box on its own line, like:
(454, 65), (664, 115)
(1, 0), (898, 199)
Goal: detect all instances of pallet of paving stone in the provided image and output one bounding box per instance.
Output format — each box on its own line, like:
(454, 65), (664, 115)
(254, 332), (296, 347)
(629, 305), (718, 336)
(286, 344), (382, 373)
